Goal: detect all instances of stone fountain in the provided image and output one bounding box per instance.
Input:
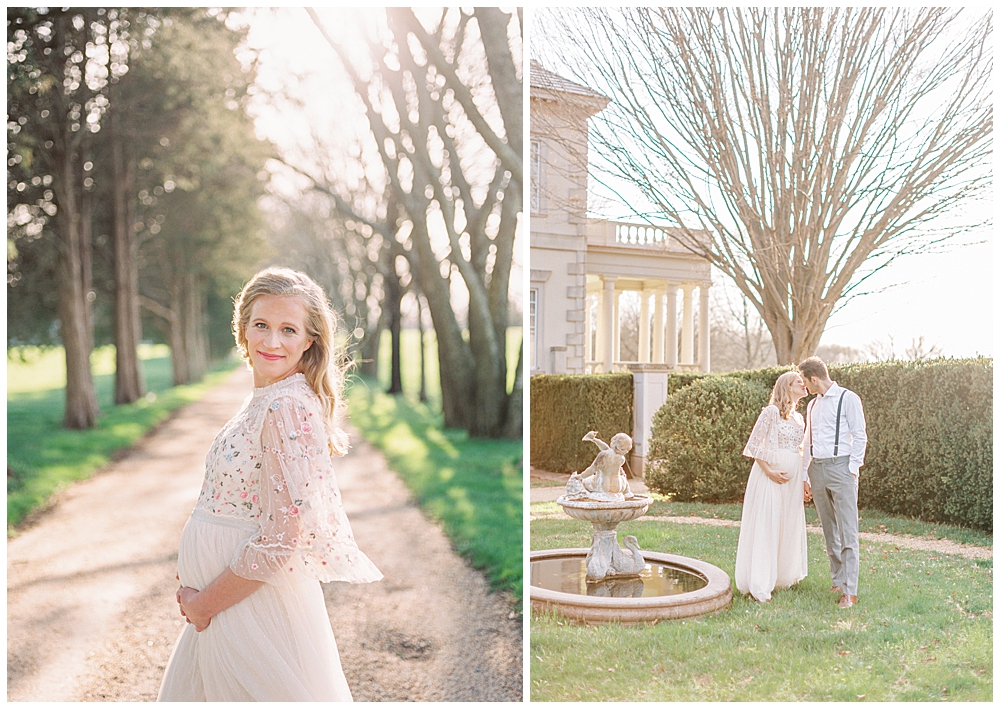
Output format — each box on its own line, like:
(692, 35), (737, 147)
(529, 431), (732, 624)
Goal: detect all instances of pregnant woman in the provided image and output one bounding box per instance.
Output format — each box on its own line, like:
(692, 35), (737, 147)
(158, 268), (382, 701)
(734, 371), (809, 603)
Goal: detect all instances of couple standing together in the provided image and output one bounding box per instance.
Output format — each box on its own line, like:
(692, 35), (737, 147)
(735, 357), (868, 609)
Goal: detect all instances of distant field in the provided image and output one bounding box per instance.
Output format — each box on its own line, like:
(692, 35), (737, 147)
(371, 326), (523, 408)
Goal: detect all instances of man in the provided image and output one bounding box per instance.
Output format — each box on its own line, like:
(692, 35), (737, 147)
(798, 356), (868, 609)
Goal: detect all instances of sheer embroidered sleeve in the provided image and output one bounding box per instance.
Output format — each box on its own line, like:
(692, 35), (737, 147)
(230, 394), (382, 585)
(742, 405), (778, 462)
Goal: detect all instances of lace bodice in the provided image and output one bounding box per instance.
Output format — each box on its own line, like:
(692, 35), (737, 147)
(742, 405), (805, 466)
(195, 373), (381, 585)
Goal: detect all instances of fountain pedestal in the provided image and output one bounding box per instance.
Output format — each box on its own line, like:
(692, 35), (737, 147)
(557, 495), (651, 580)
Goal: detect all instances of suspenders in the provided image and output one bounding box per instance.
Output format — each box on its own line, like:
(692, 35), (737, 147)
(809, 389), (847, 458)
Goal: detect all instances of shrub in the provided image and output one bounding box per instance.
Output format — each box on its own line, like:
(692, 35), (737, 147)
(829, 358), (993, 532)
(530, 372), (633, 474)
(646, 376), (770, 502)
(646, 358), (993, 531)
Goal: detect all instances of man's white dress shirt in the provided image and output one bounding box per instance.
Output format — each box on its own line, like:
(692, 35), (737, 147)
(803, 381), (867, 480)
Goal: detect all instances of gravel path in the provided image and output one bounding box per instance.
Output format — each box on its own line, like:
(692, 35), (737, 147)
(8, 368), (522, 702)
(530, 509), (992, 560)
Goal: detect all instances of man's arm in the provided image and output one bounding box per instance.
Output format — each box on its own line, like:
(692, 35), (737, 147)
(802, 399), (814, 482)
(846, 393), (867, 477)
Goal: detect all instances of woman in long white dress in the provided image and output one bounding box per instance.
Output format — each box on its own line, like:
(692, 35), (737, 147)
(157, 268), (382, 701)
(735, 371), (809, 603)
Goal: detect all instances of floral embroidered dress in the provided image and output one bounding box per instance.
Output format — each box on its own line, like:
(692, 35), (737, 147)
(734, 404), (808, 602)
(158, 373), (381, 702)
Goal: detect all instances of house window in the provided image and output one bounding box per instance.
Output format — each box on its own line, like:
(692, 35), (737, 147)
(530, 138), (542, 213)
(529, 287), (538, 370)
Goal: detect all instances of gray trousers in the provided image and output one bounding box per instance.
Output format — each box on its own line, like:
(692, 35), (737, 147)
(809, 456), (859, 597)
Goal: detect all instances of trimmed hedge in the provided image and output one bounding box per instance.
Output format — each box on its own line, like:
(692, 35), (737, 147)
(646, 358), (993, 532)
(647, 377), (770, 502)
(530, 372), (634, 474)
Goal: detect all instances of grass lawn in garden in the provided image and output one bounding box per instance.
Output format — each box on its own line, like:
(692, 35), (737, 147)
(7, 345), (240, 532)
(347, 378), (522, 601)
(529, 506), (992, 701)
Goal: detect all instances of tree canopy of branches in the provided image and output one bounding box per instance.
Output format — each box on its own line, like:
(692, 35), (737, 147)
(8, 8), (268, 426)
(539, 7), (992, 364)
(305, 8), (523, 438)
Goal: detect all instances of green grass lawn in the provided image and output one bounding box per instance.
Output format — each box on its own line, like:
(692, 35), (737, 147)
(529, 512), (993, 701)
(7, 345), (239, 532)
(347, 376), (523, 602)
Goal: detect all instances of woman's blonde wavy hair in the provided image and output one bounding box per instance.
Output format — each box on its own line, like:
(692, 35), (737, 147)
(769, 371), (802, 420)
(233, 268), (350, 456)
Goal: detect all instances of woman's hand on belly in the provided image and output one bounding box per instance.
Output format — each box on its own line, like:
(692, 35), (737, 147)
(178, 585), (212, 631)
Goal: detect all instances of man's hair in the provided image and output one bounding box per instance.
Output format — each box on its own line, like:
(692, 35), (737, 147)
(798, 356), (829, 381)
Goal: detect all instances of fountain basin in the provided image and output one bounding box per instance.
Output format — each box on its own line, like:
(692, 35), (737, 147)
(530, 548), (732, 624)
(556, 494), (651, 526)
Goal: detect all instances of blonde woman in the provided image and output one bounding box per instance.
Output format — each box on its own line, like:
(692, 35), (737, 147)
(734, 371), (809, 603)
(158, 268), (381, 701)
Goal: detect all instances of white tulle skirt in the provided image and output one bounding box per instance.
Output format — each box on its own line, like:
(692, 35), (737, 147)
(734, 448), (808, 603)
(157, 510), (352, 701)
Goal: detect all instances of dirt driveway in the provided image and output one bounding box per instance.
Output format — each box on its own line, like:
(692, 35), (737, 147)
(7, 368), (522, 701)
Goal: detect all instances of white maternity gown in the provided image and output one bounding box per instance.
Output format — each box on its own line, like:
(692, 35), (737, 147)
(157, 373), (381, 701)
(734, 404), (808, 602)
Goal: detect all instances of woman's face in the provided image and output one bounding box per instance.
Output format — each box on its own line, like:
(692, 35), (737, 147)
(790, 373), (808, 398)
(245, 294), (313, 388)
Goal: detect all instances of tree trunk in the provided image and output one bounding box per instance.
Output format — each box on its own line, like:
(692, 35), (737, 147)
(468, 301), (507, 437)
(417, 293), (428, 403)
(406, 221), (475, 430)
(503, 339), (523, 439)
(357, 322), (381, 379)
(168, 278), (190, 386)
(183, 272), (208, 382)
(384, 256), (404, 395)
(55, 157), (99, 429)
(110, 106), (144, 403)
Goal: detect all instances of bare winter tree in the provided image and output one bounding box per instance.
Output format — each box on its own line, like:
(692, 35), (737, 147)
(538, 7), (992, 364)
(709, 287), (776, 372)
(307, 7), (523, 438)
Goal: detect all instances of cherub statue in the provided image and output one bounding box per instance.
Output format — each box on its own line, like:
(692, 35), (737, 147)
(566, 430), (634, 501)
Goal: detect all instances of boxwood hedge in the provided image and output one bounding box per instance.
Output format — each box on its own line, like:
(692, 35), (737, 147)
(529, 372), (634, 474)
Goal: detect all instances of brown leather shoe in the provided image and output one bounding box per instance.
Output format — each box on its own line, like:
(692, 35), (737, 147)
(838, 593), (858, 608)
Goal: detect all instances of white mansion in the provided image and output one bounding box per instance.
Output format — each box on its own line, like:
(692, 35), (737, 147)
(529, 62), (713, 378)
(529, 62), (714, 476)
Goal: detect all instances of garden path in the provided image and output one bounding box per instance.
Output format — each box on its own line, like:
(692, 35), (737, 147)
(8, 367), (521, 701)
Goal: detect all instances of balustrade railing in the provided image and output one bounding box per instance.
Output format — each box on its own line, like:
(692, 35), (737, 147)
(614, 222), (671, 247)
(584, 361), (701, 375)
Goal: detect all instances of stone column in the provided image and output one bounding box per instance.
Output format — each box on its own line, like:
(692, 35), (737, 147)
(613, 286), (622, 365)
(601, 277), (616, 373)
(638, 289), (650, 363)
(665, 282), (678, 368)
(627, 364), (670, 479)
(652, 289), (664, 363)
(594, 290), (604, 367)
(584, 294), (593, 364)
(681, 283), (695, 365)
(699, 284), (711, 373)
